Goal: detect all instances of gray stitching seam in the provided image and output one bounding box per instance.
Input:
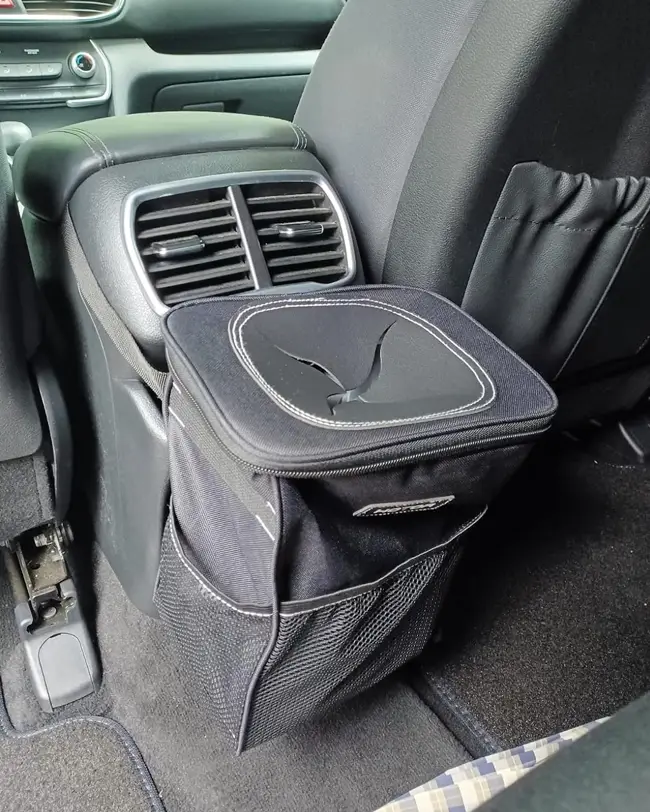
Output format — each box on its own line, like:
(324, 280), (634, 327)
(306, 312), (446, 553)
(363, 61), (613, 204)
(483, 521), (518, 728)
(65, 127), (111, 168)
(289, 123), (301, 150)
(494, 214), (647, 234)
(294, 124), (309, 149)
(60, 127), (104, 164)
(430, 677), (502, 754)
(555, 197), (650, 377)
(88, 132), (115, 167)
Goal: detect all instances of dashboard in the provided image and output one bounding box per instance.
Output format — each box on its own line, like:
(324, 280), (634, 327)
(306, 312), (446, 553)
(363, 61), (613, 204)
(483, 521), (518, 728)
(0, 0), (342, 133)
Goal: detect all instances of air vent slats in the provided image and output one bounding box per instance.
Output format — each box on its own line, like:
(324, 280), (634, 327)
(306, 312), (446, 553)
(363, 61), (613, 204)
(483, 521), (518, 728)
(246, 192), (324, 206)
(148, 247), (247, 275)
(140, 231), (241, 257)
(22, 0), (116, 16)
(243, 180), (349, 287)
(131, 175), (354, 310)
(155, 263), (250, 290)
(256, 221), (338, 240)
(137, 215), (237, 242)
(266, 250), (345, 269)
(251, 206), (332, 223)
(273, 267), (350, 284)
(136, 198), (232, 224)
(261, 237), (341, 254)
(133, 187), (253, 306)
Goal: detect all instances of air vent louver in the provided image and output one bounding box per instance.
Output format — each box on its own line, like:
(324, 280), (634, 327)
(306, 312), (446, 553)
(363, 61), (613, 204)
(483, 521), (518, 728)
(22, 0), (117, 17)
(134, 187), (253, 307)
(243, 181), (349, 286)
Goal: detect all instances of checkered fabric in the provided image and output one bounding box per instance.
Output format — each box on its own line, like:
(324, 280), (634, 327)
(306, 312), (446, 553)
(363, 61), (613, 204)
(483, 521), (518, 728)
(376, 719), (608, 812)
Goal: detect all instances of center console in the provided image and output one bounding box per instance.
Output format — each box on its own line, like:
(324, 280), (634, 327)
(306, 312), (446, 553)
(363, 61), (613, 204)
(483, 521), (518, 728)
(0, 39), (110, 135)
(13, 111), (358, 613)
(0, 40), (109, 109)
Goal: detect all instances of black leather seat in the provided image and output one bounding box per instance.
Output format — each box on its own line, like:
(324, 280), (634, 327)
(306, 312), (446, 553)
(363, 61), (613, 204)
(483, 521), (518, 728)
(293, 0), (650, 420)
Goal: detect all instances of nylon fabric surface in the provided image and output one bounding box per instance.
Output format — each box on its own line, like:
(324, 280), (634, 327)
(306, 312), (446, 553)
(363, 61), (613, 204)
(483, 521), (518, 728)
(163, 286), (556, 473)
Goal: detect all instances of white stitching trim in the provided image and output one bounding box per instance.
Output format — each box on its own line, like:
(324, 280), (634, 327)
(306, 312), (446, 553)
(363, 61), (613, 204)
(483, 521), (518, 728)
(228, 297), (496, 430)
(255, 513), (275, 541)
(168, 506), (486, 619)
(281, 505), (487, 615)
(169, 517), (272, 618)
(167, 406), (185, 428)
(294, 123), (309, 149)
(289, 123), (302, 150)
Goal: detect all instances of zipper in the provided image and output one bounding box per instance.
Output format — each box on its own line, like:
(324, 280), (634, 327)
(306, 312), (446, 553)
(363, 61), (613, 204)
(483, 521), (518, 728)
(168, 361), (551, 479)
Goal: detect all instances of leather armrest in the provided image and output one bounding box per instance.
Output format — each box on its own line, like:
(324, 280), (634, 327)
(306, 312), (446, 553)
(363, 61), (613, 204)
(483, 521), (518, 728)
(13, 111), (312, 223)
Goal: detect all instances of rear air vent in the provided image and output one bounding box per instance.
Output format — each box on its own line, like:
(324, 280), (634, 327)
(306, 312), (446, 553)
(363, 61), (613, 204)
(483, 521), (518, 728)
(133, 187), (253, 307)
(243, 181), (349, 286)
(21, 0), (120, 18)
(128, 172), (356, 312)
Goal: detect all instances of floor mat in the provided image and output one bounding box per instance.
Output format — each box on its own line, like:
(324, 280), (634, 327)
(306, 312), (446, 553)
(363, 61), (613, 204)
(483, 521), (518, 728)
(0, 552), (469, 812)
(0, 687), (164, 812)
(416, 439), (650, 756)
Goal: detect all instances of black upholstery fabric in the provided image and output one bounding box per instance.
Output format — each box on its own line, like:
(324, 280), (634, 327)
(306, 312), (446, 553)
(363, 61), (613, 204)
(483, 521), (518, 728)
(294, 0), (487, 282)
(462, 162), (650, 380)
(296, 0), (650, 410)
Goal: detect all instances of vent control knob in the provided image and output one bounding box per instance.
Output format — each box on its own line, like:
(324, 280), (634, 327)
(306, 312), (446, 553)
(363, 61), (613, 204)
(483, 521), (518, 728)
(275, 222), (325, 239)
(69, 52), (97, 80)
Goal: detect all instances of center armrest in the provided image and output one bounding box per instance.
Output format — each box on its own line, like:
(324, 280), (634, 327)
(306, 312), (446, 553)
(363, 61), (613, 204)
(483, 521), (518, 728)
(13, 111), (311, 223)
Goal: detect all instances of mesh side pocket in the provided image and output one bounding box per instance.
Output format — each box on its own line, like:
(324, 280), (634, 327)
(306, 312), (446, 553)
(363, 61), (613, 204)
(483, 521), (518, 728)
(155, 518), (273, 743)
(157, 502), (477, 750)
(242, 542), (463, 749)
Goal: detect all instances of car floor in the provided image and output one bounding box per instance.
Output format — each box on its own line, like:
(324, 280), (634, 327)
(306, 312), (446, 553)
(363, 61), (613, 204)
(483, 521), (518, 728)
(0, 546), (469, 812)
(416, 434), (650, 756)
(1, 431), (649, 810)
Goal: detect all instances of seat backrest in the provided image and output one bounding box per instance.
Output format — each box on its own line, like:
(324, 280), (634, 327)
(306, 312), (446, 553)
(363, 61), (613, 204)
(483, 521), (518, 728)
(295, 0), (650, 405)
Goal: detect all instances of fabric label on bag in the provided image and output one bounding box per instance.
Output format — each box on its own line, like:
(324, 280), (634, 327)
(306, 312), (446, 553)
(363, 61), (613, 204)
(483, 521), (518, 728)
(353, 495), (455, 518)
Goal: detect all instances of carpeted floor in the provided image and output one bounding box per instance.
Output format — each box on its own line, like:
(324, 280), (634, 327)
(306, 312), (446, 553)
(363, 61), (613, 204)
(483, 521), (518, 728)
(416, 439), (650, 756)
(8, 434), (648, 808)
(0, 690), (163, 812)
(0, 549), (469, 812)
